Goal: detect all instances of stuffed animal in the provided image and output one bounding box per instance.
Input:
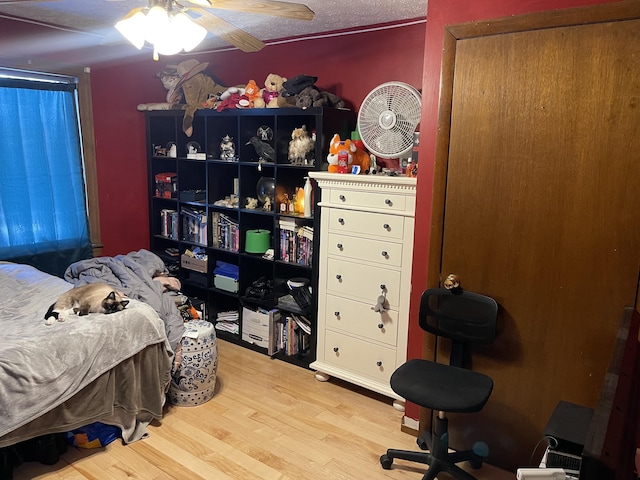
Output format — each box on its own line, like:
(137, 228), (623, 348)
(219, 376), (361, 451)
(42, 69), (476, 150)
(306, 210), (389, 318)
(351, 144), (371, 173)
(295, 86), (345, 109)
(288, 125), (315, 165)
(212, 86), (249, 111)
(244, 79), (261, 108)
(326, 134), (353, 173)
(281, 74), (318, 98)
(374, 294), (388, 313)
(137, 60), (229, 137)
(254, 73), (287, 108)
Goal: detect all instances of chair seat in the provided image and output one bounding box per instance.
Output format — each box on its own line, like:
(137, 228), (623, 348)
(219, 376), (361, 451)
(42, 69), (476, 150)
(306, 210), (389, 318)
(390, 358), (493, 413)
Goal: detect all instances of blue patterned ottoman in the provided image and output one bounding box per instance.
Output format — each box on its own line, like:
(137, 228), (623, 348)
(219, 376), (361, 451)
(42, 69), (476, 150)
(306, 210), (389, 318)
(168, 320), (218, 406)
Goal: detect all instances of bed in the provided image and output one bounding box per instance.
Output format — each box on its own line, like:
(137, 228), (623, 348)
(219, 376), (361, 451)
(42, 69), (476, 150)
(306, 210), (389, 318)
(0, 250), (184, 448)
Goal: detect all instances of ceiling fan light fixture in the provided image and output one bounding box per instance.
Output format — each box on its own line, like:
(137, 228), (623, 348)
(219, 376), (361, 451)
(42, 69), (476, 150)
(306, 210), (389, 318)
(116, 2), (208, 58)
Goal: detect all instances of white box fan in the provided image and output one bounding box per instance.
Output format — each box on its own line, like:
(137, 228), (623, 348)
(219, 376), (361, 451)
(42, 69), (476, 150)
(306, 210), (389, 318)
(357, 81), (422, 159)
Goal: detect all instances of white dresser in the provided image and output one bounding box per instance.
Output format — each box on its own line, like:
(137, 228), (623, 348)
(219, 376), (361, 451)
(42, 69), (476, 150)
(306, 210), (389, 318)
(309, 172), (417, 411)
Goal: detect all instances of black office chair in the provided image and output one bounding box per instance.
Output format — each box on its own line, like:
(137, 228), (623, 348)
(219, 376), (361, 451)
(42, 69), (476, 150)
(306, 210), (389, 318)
(380, 288), (498, 480)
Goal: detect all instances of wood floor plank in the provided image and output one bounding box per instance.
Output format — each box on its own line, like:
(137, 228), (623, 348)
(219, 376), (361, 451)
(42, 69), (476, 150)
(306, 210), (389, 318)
(12, 339), (514, 480)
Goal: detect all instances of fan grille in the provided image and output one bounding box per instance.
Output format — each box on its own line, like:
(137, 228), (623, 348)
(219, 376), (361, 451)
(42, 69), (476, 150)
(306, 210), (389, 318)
(358, 82), (421, 158)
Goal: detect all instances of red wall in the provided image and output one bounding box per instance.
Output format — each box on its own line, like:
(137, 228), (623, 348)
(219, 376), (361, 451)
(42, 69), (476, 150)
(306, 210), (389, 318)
(89, 21), (427, 257)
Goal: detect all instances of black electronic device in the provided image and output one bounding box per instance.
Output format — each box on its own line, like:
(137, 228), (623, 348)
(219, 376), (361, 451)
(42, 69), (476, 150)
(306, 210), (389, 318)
(545, 400), (594, 457)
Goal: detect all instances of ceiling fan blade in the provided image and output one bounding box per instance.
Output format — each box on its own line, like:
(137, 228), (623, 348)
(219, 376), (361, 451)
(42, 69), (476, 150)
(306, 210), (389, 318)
(187, 0), (314, 21)
(0, 0), (59, 3)
(191, 8), (265, 52)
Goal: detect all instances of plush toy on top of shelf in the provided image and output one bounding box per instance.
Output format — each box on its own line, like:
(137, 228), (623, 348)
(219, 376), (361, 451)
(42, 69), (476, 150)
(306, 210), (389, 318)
(137, 59), (231, 137)
(254, 73), (294, 108)
(281, 73), (345, 109)
(244, 79), (262, 108)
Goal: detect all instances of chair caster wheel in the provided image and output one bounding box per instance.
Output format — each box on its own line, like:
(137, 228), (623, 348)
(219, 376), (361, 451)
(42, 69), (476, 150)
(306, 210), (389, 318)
(469, 441), (489, 469)
(416, 434), (429, 450)
(380, 454), (393, 470)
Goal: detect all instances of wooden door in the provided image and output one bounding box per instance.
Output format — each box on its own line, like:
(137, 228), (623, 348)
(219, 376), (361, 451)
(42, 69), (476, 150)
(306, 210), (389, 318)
(430, 4), (640, 470)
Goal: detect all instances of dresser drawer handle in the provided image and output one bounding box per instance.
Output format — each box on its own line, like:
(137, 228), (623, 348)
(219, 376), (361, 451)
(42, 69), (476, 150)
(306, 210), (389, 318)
(376, 361), (383, 367)
(380, 284), (386, 291)
(337, 243), (343, 250)
(333, 347), (339, 353)
(336, 274), (342, 281)
(383, 223), (390, 230)
(385, 199), (392, 206)
(378, 323), (384, 329)
(339, 194), (346, 201)
(381, 251), (388, 257)
(338, 217), (344, 225)
(334, 311), (340, 317)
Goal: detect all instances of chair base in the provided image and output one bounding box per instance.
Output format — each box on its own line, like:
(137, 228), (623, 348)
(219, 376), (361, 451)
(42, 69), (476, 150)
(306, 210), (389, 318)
(380, 416), (487, 480)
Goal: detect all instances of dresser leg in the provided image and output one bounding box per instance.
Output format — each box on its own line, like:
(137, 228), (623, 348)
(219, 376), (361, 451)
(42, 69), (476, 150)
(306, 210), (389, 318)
(314, 371), (331, 382)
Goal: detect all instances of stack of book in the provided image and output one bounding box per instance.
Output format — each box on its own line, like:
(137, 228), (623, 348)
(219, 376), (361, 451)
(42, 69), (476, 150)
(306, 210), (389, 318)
(211, 212), (239, 252)
(214, 310), (239, 334)
(278, 219), (313, 266)
(270, 312), (311, 356)
(160, 209), (179, 240)
(181, 208), (207, 245)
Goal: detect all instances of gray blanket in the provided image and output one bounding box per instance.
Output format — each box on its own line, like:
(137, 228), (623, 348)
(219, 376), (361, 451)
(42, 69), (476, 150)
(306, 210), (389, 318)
(0, 262), (169, 441)
(64, 249), (185, 352)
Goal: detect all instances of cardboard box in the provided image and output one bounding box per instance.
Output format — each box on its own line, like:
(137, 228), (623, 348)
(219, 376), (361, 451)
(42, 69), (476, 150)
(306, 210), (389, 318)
(181, 254), (207, 273)
(241, 307), (271, 349)
(214, 274), (239, 293)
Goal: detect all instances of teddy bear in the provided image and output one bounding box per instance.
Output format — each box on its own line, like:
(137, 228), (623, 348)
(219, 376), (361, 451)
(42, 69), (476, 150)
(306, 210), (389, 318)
(295, 86), (345, 109)
(254, 73), (289, 108)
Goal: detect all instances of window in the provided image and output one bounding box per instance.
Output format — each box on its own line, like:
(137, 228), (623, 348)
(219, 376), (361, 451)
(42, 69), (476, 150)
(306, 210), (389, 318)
(0, 70), (93, 268)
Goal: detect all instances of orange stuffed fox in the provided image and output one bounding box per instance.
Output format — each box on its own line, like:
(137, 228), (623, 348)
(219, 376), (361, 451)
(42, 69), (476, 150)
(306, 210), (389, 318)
(327, 134), (370, 173)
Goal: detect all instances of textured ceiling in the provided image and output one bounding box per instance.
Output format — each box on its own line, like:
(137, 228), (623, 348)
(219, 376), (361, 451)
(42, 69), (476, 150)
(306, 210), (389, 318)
(0, 0), (428, 52)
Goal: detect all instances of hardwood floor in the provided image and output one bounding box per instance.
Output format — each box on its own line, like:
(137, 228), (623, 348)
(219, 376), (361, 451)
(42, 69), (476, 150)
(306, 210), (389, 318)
(13, 340), (514, 480)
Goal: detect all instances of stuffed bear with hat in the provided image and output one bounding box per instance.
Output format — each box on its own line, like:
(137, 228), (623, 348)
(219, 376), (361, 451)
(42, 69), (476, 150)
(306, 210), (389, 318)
(137, 59), (230, 136)
(281, 74), (345, 109)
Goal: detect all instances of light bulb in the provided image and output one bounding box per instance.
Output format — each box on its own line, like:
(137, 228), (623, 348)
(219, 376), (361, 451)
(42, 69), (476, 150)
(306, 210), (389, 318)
(172, 12), (207, 52)
(145, 5), (171, 45)
(115, 10), (146, 49)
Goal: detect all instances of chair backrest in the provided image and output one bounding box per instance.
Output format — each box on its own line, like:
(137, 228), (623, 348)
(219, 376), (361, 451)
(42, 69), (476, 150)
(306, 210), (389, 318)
(419, 288), (498, 346)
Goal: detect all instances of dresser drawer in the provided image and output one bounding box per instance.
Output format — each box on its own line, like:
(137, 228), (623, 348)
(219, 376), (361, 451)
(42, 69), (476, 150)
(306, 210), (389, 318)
(328, 208), (405, 240)
(326, 258), (400, 307)
(324, 330), (397, 383)
(327, 232), (403, 267)
(326, 294), (399, 347)
(329, 189), (407, 212)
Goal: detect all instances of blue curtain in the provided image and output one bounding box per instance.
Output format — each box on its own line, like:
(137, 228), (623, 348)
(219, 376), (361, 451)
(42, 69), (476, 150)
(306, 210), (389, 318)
(0, 79), (92, 274)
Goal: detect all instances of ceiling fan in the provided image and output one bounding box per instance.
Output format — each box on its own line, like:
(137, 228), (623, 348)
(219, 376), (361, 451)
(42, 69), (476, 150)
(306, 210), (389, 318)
(1, 0), (315, 53)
